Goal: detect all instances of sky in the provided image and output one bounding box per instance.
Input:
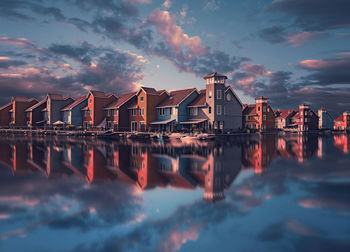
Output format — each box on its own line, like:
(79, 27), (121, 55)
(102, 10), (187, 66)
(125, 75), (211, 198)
(0, 0), (350, 116)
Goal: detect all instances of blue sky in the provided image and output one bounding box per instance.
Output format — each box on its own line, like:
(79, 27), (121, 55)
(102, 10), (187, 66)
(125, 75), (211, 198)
(1, 0), (350, 115)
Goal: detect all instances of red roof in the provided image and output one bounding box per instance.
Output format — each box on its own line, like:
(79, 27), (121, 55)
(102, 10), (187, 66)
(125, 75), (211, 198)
(335, 115), (344, 122)
(25, 98), (46, 112)
(276, 110), (295, 119)
(243, 104), (257, 116)
(61, 96), (87, 111)
(139, 87), (159, 95)
(187, 89), (206, 107)
(157, 88), (197, 108)
(105, 92), (136, 109)
(0, 102), (12, 111)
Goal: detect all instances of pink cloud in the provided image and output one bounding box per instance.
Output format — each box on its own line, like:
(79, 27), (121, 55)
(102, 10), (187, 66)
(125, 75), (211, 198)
(0, 56), (10, 60)
(148, 9), (208, 55)
(336, 52), (350, 56)
(287, 32), (320, 47)
(241, 63), (267, 76)
(0, 214), (10, 219)
(299, 58), (349, 69)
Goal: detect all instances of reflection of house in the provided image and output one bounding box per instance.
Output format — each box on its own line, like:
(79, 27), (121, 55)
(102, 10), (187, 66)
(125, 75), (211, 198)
(0, 101), (12, 126)
(128, 87), (168, 132)
(82, 91), (117, 129)
(10, 142), (37, 174)
(185, 73), (243, 132)
(0, 142), (12, 168)
(242, 135), (277, 174)
(318, 108), (334, 130)
(62, 145), (87, 179)
(27, 142), (47, 173)
(61, 96), (88, 127)
(45, 145), (73, 178)
(334, 111), (350, 131)
(333, 135), (350, 153)
(10, 97), (38, 127)
(284, 135), (318, 163)
(152, 88), (198, 132)
(105, 92), (137, 131)
(275, 110), (297, 129)
(243, 96), (275, 131)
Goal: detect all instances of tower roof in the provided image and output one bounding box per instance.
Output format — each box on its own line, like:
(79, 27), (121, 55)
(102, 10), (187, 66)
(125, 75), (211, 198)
(203, 72), (227, 80)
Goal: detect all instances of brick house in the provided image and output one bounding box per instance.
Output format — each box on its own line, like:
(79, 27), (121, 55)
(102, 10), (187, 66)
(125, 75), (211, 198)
(151, 88), (199, 132)
(82, 91), (117, 129)
(0, 101), (12, 126)
(61, 96), (88, 127)
(10, 97), (38, 127)
(275, 109), (297, 130)
(290, 104), (319, 132)
(128, 87), (168, 132)
(104, 92), (137, 131)
(242, 96), (276, 131)
(334, 111), (350, 131)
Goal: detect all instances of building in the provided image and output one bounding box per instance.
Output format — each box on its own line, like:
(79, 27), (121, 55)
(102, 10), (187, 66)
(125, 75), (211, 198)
(128, 87), (168, 132)
(318, 108), (334, 130)
(0, 101), (12, 126)
(290, 104), (319, 132)
(25, 98), (47, 127)
(105, 92), (137, 131)
(151, 88), (199, 131)
(10, 97), (38, 127)
(61, 96), (88, 127)
(82, 90), (117, 128)
(242, 96), (276, 131)
(275, 109), (297, 130)
(334, 111), (350, 131)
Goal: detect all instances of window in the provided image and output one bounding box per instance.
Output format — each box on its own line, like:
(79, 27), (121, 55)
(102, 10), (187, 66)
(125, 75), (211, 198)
(258, 106), (261, 111)
(190, 107), (198, 116)
(263, 106), (266, 112)
(130, 109), (137, 116)
(267, 107), (270, 112)
(208, 90), (212, 98)
(106, 110), (110, 116)
(217, 89), (222, 99)
(89, 98), (92, 104)
(89, 110), (92, 116)
(141, 108), (144, 116)
(216, 105), (222, 115)
(226, 93), (231, 101)
(140, 96), (144, 102)
(209, 106), (211, 114)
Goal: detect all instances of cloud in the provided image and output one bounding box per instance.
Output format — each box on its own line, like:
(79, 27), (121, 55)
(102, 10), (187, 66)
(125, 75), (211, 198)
(204, 0), (220, 11)
(162, 0), (171, 9)
(287, 31), (326, 47)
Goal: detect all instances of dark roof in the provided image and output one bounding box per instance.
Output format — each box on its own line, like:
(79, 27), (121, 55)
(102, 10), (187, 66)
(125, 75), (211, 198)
(139, 87), (159, 95)
(105, 92), (136, 109)
(89, 90), (106, 98)
(187, 89), (206, 107)
(127, 99), (138, 109)
(0, 102), (12, 111)
(61, 96), (87, 111)
(47, 94), (64, 100)
(276, 110), (295, 119)
(25, 98), (46, 112)
(203, 72), (227, 80)
(157, 88), (197, 108)
(242, 104), (257, 115)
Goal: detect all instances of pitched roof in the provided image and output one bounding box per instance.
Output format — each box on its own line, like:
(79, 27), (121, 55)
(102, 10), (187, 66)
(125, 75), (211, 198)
(276, 110), (295, 119)
(105, 92), (136, 109)
(25, 98), (46, 112)
(225, 85), (243, 107)
(47, 93), (65, 100)
(89, 90), (106, 98)
(335, 115), (344, 122)
(11, 96), (38, 103)
(187, 89), (206, 107)
(139, 87), (159, 95)
(203, 72), (227, 80)
(157, 88), (197, 108)
(0, 102), (12, 111)
(61, 96), (87, 111)
(242, 104), (257, 115)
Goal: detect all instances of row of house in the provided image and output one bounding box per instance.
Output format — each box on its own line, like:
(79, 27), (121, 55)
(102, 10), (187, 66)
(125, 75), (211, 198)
(0, 72), (349, 132)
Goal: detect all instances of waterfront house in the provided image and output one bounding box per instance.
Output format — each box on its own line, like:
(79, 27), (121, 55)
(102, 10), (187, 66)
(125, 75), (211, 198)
(290, 104), (319, 132)
(82, 90), (117, 129)
(61, 96), (88, 127)
(334, 111), (350, 131)
(184, 72), (243, 133)
(10, 97), (38, 127)
(25, 98), (47, 127)
(151, 88), (199, 131)
(128, 87), (168, 131)
(242, 96), (276, 131)
(105, 92), (137, 131)
(0, 101), (12, 126)
(318, 108), (334, 130)
(275, 109), (297, 130)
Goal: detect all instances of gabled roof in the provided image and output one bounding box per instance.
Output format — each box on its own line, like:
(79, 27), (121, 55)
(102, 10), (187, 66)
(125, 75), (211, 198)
(25, 98), (46, 112)
(105, 92), (136, 109)
(157, 88), (197, 108)
(225, 86), (243, 107)
(46, 93), (64, 100)
(242, 104), (257, 116)
(61, 96), (87, 111)
(335, 115), (343, 122)
(127, 99), (138, 109)
(89, 90), (106, 98)
(11, 96), (38, 103)
(137, 87), (160, 96)
(276, 110), (296, 119)
(203, 72), (227, 80)
(0, 102), (12, 111)
(187, 89), (206, 107)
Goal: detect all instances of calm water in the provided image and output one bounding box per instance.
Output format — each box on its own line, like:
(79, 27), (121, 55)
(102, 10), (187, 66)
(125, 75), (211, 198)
(0, 134), (349, 252)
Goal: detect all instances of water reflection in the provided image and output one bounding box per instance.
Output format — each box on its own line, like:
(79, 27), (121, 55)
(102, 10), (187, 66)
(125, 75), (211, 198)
(0, 134), (349, 252)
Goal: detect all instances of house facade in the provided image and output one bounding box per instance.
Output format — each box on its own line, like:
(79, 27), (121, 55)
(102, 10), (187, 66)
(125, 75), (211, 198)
(275, 110), (297, 130)
(82, 91), (117, 128)
(128, 87), (168, 132)
(318, 108), (334, 130)
(0, 102), (12, 126)
(105, 92), (136, 131)
(334, 111), (350, 131)
(10, 97), (38, 127)
(242, 96), (276, 131)
(45, 94), (74, 125)
(290, 104), (319, 131)
(25, 99), (47, 127)
(61, 96), (88, 127)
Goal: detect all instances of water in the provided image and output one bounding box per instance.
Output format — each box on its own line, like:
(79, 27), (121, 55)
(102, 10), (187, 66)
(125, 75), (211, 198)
(0, 134), (349, 252)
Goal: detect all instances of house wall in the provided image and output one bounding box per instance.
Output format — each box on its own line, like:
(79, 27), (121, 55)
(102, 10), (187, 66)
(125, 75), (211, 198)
(224, 89), (242, 130)
(0, 103), (12, 126)
(118, 96), (137, 131)
(13, 100), (38, 126)
(48, 98), (74, 125)
(71, 99), (87, 126)
(177, 91), (199, 123)
(27, 101), (46, 126)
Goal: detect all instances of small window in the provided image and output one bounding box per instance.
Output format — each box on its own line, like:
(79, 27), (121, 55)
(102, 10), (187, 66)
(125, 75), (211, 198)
(209, 106), (211, 114)
(226, 93), (231, 101)
(258, 106), (261, 111)
(208, 90), (212, 98)
(89, 110), (92, 116)
(141, 108), (144, 116)
(217, 89), (222, 99)
(216, 105), (222, 115)
(89, 98), (92, 104)
(140, 96), (144, 102)
(106, 110), (110, 116)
